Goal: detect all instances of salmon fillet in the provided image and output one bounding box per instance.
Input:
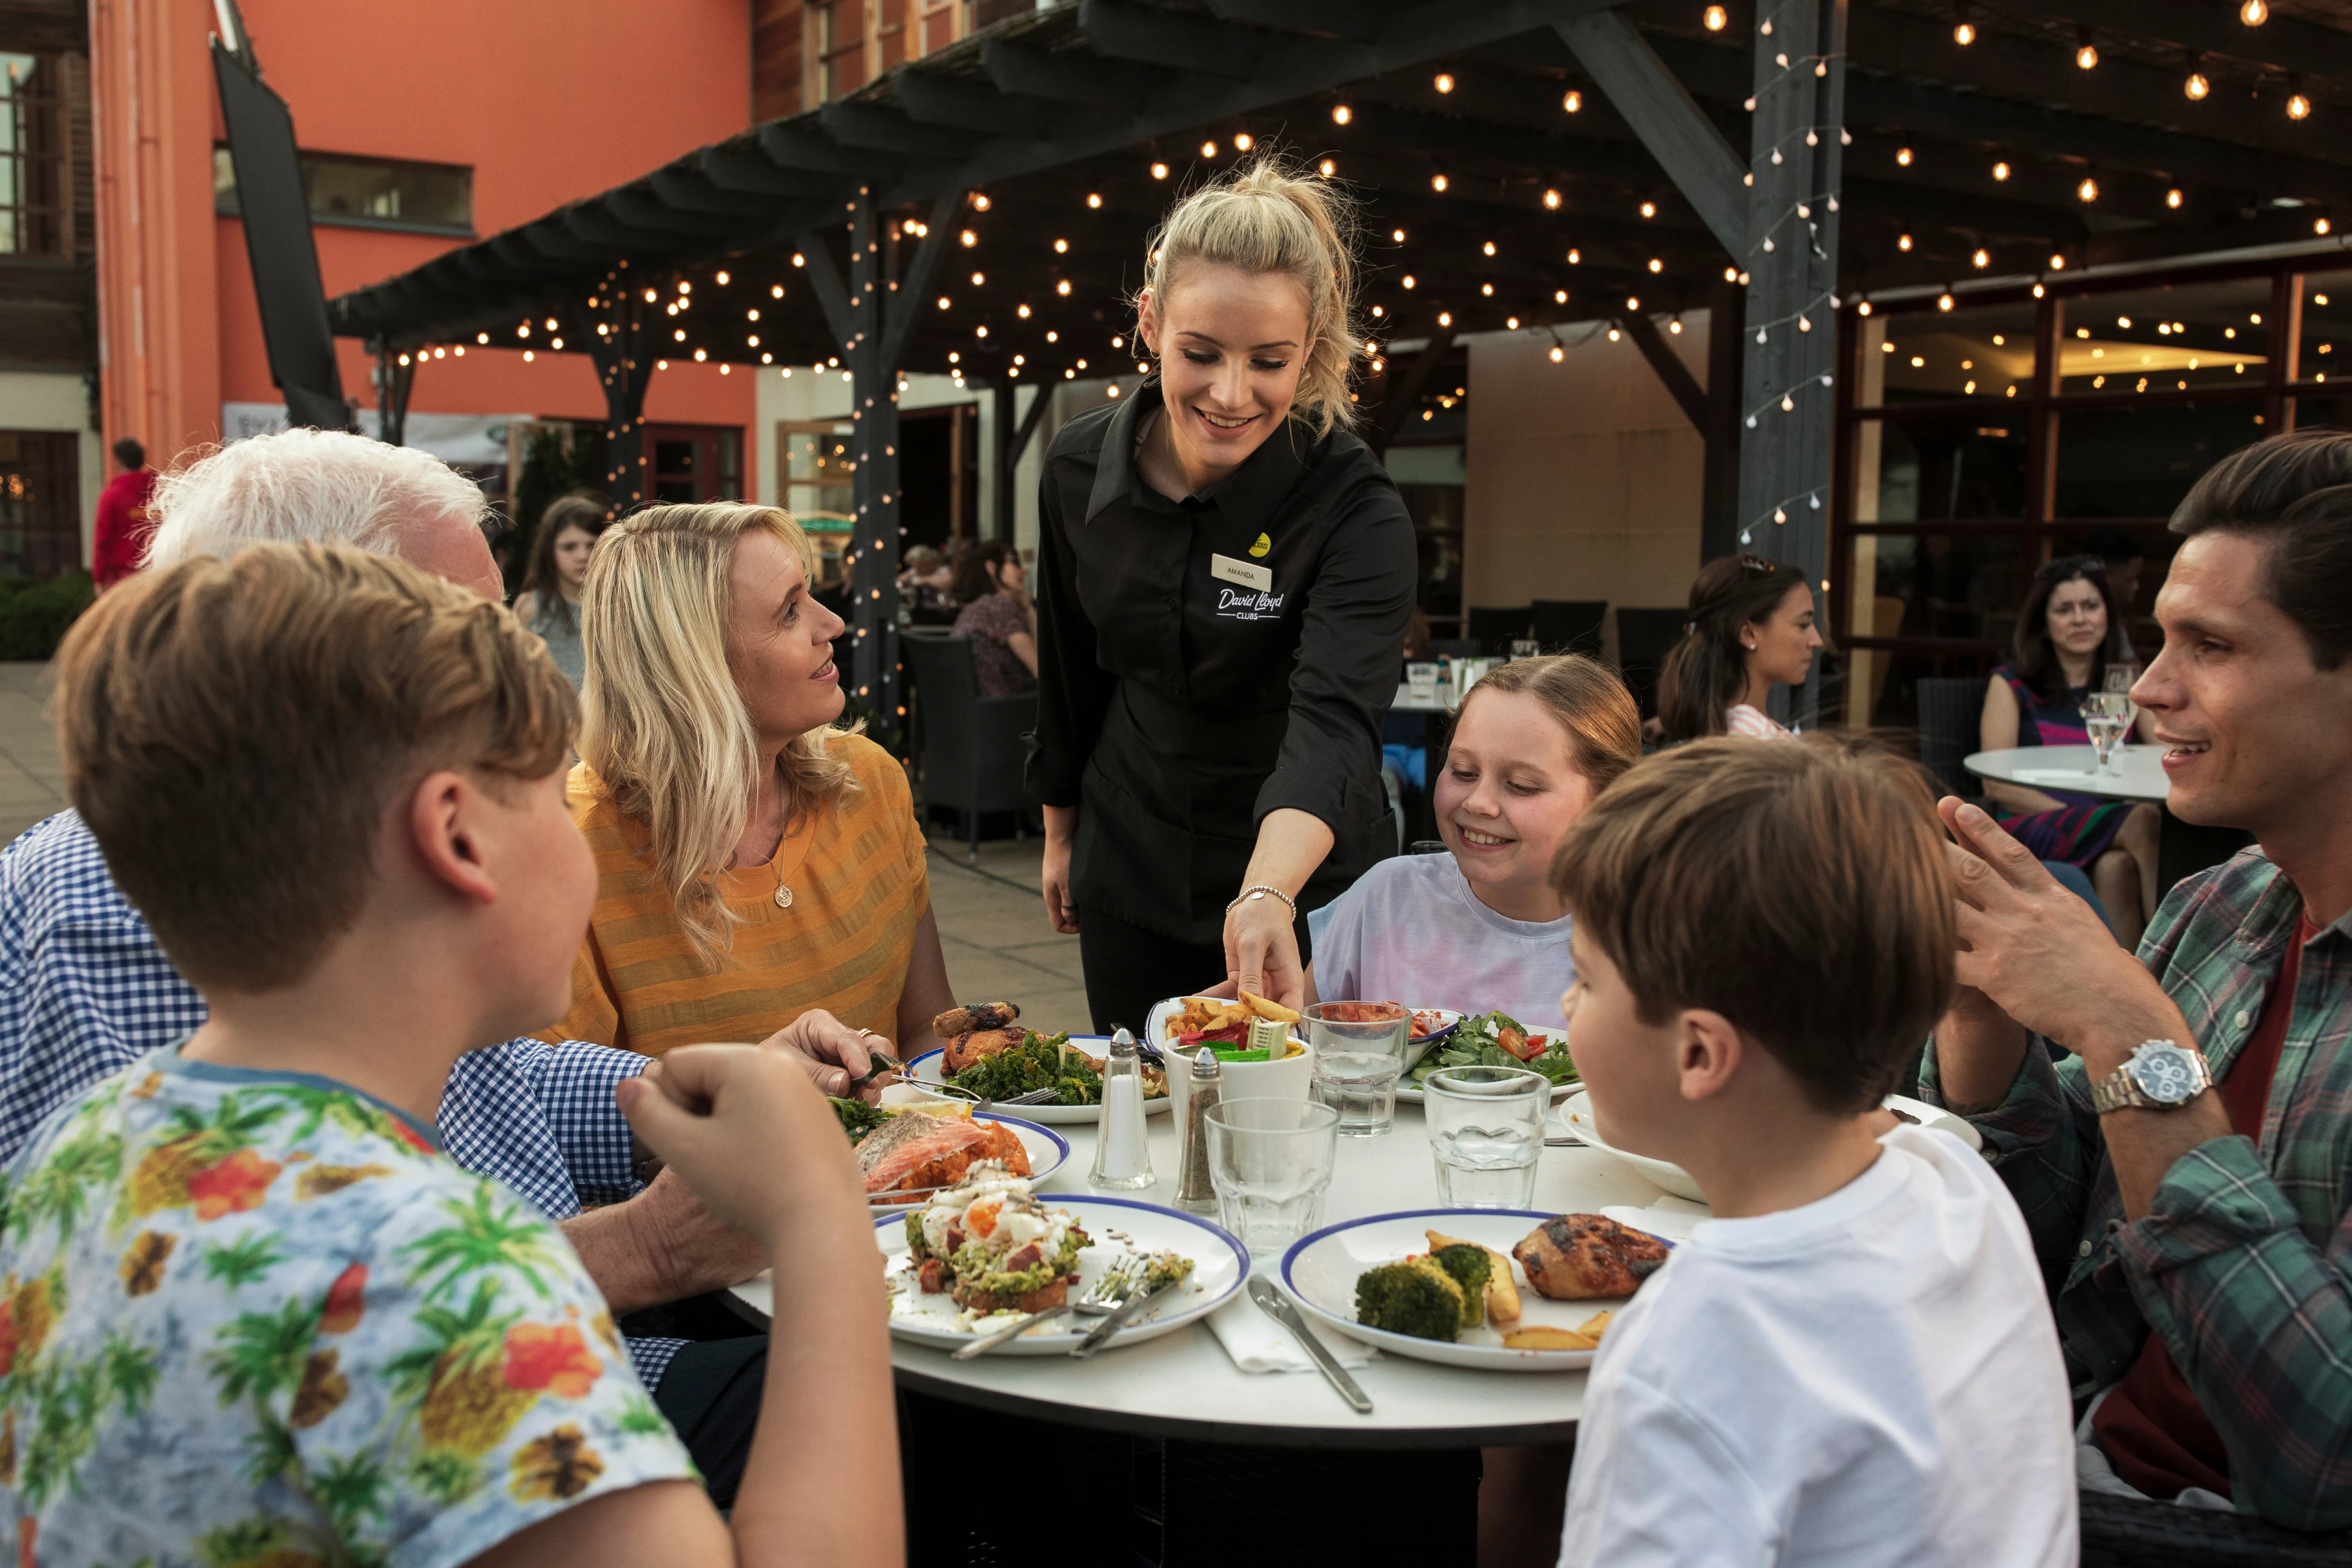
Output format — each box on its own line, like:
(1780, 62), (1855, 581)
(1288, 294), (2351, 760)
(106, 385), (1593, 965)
(862, 1118), (991, 1194)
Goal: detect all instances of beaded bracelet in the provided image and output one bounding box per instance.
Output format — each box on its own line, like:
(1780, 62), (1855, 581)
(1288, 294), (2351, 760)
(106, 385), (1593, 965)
(1226, 884), (1299, 919)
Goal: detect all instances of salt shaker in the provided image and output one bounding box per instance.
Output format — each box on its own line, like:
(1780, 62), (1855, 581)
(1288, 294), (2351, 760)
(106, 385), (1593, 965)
(1173, 1042), (1224, 1214)
(1088, 1027), (1155, 1191)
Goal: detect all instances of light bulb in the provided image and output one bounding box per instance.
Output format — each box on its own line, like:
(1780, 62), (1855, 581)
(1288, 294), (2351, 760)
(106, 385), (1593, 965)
(1392, 227), (1406, 241)
(1640, 200), (1657, 218)
(1550, 344), (1564, 362)
(1648, 257), (1664, 272)
(1954, 20), (1975, 44)
(1563, 90), (1583, 113)
(1087, 192), (1102, 208)
(2289, 91), (2312, 120)
(2076, 40), (2098, 71)
(1483, 240), (1496, 255)
(2242, 0), (2268, 22)
(1898, 233), (1913, 251)
(1897, 146), (1914, 166)
(1331, 104), (1351, 125)
(1543, 188), (1561, 209)
(2185, 71), (2210, 100)
(1972, 248), (1990, 268)
(972, 193), (990, 210)
(960, 229), (977, 246)
(1435, 72), (1454, 92)
(1704, 5), (1727, 29)
(1233, 133), (1253, 151)
(2049, 254), (2067, 270)
(1938, 294), (1954, 311)
(2078, 177), (2099, 202)
(1431, 173), (1447, 192)
(1201, 140), (1217, 158)
(2167, 188), (2185, 208)
(1568, 249), (1581, 264)
(1150, 162), (1169, 179)
(1320, 158), (1337, 177)
(1993, 161), (2011, 181)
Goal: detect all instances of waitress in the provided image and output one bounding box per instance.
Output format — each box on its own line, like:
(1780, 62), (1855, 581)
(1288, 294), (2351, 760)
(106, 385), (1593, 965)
(1031, 158), (1417, 1030)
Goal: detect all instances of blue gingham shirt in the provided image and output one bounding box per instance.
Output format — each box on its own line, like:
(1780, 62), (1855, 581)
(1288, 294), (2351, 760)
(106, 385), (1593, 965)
(0, 810), (686, 1388)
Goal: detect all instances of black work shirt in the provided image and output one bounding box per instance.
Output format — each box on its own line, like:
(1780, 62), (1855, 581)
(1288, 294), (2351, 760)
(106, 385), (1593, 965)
(1031, 383), (1416, 839)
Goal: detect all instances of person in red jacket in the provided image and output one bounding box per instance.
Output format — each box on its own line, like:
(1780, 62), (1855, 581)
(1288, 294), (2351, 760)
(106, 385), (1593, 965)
(92, 438), (158, 590)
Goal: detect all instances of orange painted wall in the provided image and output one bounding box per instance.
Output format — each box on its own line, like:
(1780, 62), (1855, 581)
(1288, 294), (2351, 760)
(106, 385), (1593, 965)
(98, 0), (758, 473)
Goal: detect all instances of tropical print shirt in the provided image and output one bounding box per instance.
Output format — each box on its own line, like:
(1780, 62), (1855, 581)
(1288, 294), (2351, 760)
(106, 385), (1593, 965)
(0, 1046), (696, 1568)
(1921, 847), (2352, 1530)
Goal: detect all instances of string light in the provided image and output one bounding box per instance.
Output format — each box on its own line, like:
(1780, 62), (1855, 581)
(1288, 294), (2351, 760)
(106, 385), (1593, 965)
(972, 193), (991, 211)
(1647, 257), (1664, 272)
(2321, 217), (2336, 235)
(1993, 160), (2011, 181)
(791, 253), (804, 268)
(1331, 104), (1351, 125)
(1057, 279), (1072, 295)
(1392, 227), (1406, 242)
(1320, 158), (1338, 177)
(1437, 312), (1452, 326)
(2167, 188), (2185, 208)
(1972, 247), (1991, 268)
(2078, 177), (2099, 202)
(1639, 200), (1657, 218)
(1550, 344), (1565, 362)
(1233, 133), (1254, 152)
(1555, 289), (1569, 303)
(1481, 282), (1494, 296)
(2288, 78), (2312, 119)
(1201, 140), (1217, 158)
(1483, 240), (1496, 256)
(1543, 188), (1561, 209)
(2242, 0), (2268, 22)
(2049, 253), (2067, 270)
(1151, 162), (1169, 179)
(1402, 274), (1417, 288)
(1938, 293), (1955, 311)
(2185, 56), (2210, 100)
(1898, 231), (1913, 251)
(970, 271), (985, 286)
(1897, 146), (1913, 166)
(2075, 29), (2098, 70)
(1430, 173), (1446, 191)
(1704, 5), (1727, 29)
(1563, 90), (1583, 113)
(1435, 72), (1454, 92)
(715, 270), (730, 285)
(1953, 3), (1974, 45)
(1568, 249), (1581, 264)
(1087, 192), (1102, 208)
(960, 229), (977, 247)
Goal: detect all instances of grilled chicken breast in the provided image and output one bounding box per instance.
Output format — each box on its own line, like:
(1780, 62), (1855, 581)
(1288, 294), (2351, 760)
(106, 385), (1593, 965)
(1513, 1214), (1670, 1300)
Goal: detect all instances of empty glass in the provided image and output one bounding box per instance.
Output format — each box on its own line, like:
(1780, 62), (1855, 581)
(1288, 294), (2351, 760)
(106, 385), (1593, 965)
(2083, 691), (2133, 774)
(1423, 1066), (1549, 1209)
(1204, 1098), (1341, 1254)
(1305, 1001), (1411, 1137)
(1406, 661), (1441, 704)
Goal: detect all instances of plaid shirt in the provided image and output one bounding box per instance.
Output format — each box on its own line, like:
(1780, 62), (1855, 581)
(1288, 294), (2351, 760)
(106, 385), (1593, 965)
(1921, 846), (2352, 1530)
(0, 810), (685, 1389)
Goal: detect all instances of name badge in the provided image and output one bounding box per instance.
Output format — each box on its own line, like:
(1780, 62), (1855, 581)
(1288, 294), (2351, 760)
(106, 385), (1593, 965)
(1210, 552), (1273, 592)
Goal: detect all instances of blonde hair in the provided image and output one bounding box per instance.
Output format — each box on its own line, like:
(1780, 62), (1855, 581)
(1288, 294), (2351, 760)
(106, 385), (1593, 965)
(1137, 153), (1363, 437)
(1457, 655), (1643, 797)
(58, 541), (574, 992)
(580, 502), (859, 965)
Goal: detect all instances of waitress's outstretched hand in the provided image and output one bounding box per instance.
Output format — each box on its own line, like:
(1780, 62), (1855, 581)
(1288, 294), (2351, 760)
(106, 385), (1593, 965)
(1225, 893), (1307, 1012)
(1042, 804), (1080, 935)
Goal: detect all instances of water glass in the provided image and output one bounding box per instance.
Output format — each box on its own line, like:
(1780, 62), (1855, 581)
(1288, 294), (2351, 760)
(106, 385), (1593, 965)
(1508, 637), (1541, 661)
(1406, 661), (1441, 704)
(1204, 1098), (1341, 1255)
(2083, 691), (2132, 773)
(1305, 1001), (1410, 1137)
(1423, 1066), (1549, 1209)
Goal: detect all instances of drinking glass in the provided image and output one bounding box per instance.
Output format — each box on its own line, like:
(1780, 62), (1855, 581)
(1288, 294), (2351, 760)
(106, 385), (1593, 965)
(2083, 691), (2132, 774)
(1406, 661), (1441, 704)
(1204, 1098), (1341, 1254)
(2103, 661), (2139, 694)
(1423, 1066), (1549, 1209)
(1508, 637), (1541, 661)
(1305, 1001), (1411, 1137)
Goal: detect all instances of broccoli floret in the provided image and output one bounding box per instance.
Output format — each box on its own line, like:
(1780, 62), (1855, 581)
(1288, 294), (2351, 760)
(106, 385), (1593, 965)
(904, 1211), (929, 1261)
(1429, 1244), (1492, 1327)
(1355, 1257), (1465, 1342)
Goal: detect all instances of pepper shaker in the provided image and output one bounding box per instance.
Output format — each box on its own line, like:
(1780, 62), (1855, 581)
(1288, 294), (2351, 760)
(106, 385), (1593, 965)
(1088, 1028), (1155, 1191)
(1173, 1042), (1225, 1213)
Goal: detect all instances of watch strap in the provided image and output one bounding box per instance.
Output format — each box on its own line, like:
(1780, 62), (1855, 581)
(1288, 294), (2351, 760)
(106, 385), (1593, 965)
(2091, 1042), (2212, 1114)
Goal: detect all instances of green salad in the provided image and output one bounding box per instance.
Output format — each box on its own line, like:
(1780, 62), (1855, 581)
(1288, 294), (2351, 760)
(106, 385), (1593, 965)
(1410, 1011), (1579, 1087)
(946, 1031), (1145, 1106)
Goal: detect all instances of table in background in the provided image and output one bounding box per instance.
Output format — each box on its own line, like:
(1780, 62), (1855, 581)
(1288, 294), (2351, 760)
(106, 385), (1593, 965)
(1964, 743), (2253, 898)
(732, 1094), (1666, 1449)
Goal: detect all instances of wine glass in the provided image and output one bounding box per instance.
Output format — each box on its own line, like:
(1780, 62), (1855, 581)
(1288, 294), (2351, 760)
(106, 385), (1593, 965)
(2083, 691), (2132, 775)
(2104, 661), (2139, 695)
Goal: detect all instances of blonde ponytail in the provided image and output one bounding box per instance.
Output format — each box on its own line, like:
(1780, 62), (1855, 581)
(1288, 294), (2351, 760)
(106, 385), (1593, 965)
(1136, 153), (1363, 437)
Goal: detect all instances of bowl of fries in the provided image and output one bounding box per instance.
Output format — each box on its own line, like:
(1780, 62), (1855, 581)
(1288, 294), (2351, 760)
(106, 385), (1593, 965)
(1146, 991), (1316, 1128)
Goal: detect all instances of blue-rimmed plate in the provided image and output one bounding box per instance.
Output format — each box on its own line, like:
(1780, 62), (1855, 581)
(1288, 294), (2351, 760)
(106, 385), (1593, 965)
(864, 1113), (1069, 1217)
(1282, 1207), (1666, 1372)
(901, 1039), (1173, 1125)
(872, 1195), (1248, 1355)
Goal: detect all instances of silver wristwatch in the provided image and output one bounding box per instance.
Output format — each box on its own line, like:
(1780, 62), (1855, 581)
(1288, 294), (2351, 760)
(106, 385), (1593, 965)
(2089, 1040), (2214, 1114)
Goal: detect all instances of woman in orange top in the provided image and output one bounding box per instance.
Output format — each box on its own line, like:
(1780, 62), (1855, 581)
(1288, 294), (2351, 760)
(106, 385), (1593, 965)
(541, 502), (954, 1060)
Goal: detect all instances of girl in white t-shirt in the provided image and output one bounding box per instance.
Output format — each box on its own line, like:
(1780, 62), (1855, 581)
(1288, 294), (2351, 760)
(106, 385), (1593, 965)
(1306, 655), (1642, 1018)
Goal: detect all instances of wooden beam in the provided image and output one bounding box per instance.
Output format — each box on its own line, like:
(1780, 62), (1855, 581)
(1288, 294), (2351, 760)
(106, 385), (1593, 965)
(1370, 330), (1457, 452)
(1556, 10), (1747, 255)
(795, 233), (857, 353)
(1616, 307), (1705, 430)
(1078, 0), (1263, 78)
(880, 189), (962, 370)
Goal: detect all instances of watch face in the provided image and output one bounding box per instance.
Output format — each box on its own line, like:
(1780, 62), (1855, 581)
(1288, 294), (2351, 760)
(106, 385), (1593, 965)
(2129, 1047), (2197, 1104)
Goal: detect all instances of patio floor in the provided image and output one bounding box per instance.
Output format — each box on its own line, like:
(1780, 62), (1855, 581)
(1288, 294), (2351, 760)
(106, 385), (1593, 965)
(0, 660), (1089, 1034)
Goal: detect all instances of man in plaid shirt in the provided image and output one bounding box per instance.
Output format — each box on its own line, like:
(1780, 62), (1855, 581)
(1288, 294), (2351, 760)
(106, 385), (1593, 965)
(1924, 431), (2352, 1531)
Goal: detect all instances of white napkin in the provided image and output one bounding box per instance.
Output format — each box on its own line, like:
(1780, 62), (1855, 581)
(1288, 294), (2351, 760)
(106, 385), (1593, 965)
(1207, 1294), (1380, 1373)
(2010, 767), (2095, 783)
(1599, 1195), (1711, 1245)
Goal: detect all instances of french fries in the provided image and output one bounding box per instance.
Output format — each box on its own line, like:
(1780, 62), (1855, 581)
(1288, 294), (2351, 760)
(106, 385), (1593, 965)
(1502, 1311), (1614, 1353)
(1168, 990), (1302, 1040)
(1426, 1228), (1522, 1329)
(1240, 989), (1301, 1025)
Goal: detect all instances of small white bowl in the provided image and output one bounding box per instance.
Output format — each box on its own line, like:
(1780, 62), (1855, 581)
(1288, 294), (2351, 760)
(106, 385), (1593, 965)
(1145, 996), (1315, 1133)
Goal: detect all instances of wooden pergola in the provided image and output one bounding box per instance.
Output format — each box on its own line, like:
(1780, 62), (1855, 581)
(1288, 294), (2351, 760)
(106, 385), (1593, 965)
(331, 0), (2352, 727)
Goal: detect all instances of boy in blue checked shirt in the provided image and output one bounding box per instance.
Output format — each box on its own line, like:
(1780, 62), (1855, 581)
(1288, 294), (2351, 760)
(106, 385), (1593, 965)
(0, 542), (899, 1568)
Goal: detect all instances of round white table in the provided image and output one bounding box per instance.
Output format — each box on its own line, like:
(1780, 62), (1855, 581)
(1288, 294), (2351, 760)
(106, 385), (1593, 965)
(1965, 743), (2168, 803)
(729, 1097), (1673, 1449)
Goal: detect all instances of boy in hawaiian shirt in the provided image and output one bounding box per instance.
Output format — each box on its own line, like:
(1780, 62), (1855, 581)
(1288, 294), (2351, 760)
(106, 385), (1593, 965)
(0, 543), (900, 1568)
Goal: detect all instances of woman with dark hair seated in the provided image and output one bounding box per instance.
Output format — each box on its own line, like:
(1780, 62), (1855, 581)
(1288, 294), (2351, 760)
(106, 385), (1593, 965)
(1979, 555), (2161, 944)
(950, 539), (1038, 698)
(1656, 552), (1824, 742)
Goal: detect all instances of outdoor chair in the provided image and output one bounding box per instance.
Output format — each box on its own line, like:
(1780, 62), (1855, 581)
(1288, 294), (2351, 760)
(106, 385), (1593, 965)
(1612, 606), (1686, 719)
(2078, 1490), (2352, 1566)
(1467, 604), (1533, 656)
(1530, 598), (1608, 659)
(1914, 676), (1987, 800)
(900, 633), (1035, 864)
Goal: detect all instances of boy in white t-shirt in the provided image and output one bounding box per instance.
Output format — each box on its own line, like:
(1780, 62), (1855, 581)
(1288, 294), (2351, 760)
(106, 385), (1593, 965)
(1549, 737), (2076, 1568)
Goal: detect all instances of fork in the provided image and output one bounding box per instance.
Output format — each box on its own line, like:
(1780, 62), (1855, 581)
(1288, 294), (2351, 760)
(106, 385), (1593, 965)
(950, 1261), (1139, 1359)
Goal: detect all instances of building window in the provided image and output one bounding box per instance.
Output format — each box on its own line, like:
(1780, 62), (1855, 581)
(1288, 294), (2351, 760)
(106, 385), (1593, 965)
(807, 2), (866, 104)
(1, 53), (71, 258)
(213, 148), (471, 236)
(0, 431), (82, 578)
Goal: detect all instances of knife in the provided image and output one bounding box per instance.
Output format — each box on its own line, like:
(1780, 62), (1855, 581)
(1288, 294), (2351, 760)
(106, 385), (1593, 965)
(951, 1300), (1074, 1360)
(1247, 1276), (1374, 1415)
(1070, 1275), (1175, 1359)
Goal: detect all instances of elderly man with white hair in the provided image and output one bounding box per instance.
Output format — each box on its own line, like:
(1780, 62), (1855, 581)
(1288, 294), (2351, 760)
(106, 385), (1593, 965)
(0, 427), (883, 1508)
